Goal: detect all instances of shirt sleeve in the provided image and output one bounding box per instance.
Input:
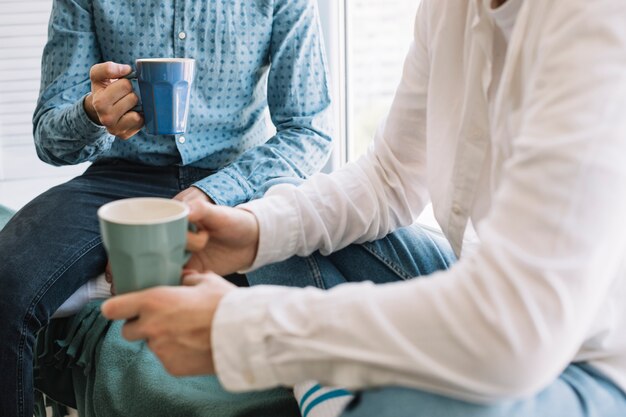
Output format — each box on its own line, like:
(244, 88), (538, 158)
(214, 0), (626, 402)
(33, 0), (113, 166)
(193, 0), (333, 207)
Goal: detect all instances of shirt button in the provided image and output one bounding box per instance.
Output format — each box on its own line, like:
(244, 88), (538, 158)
(178, 31), (187, 40)
(452, 204), (463, 215)
(178, 136), (186, 144)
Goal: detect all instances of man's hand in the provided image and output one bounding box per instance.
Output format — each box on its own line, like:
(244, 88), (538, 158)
(101, 273), (235, 376)
(84, 61), (144, 139)
(185, 200), (260, 276)
(104, 188), (213, 296)
(174, 186), (213, 204)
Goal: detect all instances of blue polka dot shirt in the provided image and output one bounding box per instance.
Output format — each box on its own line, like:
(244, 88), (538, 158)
(33, 0), (333, 206)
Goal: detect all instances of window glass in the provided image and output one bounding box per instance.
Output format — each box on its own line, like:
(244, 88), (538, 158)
(347, 0), (420, 160)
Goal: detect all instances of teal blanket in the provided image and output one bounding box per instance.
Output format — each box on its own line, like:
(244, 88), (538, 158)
(35, 303), (299, 417)
(0, 207), (298, 417)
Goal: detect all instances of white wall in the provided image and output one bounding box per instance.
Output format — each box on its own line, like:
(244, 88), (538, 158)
(0, 0), (87, 210)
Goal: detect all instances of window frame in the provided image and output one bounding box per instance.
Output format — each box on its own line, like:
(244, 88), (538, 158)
(317, 0), (348, 170)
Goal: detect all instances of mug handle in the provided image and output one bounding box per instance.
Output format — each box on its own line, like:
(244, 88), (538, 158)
(123, 71), (143, 113)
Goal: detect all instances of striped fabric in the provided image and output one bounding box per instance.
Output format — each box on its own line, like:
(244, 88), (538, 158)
(295, 381), (353, 417)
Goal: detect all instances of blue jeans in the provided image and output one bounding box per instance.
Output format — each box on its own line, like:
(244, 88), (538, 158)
(248, 225), (626, 417)
(0, 159), (215, 417)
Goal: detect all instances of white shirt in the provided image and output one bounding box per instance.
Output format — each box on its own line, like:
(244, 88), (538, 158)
(213, 0), (626, 402)
(489, 0), (523, 42)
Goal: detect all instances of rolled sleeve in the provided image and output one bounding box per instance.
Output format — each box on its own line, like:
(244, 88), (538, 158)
(33, 0), (111, 166)
(195, 168), (255, 207)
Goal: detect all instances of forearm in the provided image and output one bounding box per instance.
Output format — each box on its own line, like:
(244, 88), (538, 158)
(194, 115), (332, 207)
(240, 141), (428, 270)
(214, 210), (624, 402)
(239, 6), (432, 266)
(33, 0), (109, 166)
(34, 94), (113, 166)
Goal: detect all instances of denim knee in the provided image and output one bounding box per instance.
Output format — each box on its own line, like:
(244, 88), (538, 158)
(247, 253), (334, 289)
(247, 224), (457, 290)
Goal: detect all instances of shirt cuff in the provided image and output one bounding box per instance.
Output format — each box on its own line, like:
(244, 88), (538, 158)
(238, 192), (301, 271)
(212, 286), (295, 391)
(72, 95), (109, 141)
(194, 167), (254, 207)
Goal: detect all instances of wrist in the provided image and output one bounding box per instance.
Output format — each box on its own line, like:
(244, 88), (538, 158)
(236, 207), (261, 272)
(192, 186), (216, 204)
(83, 94), (101, 125)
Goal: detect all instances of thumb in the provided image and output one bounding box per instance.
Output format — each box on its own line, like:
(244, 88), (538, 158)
(101, 292), (143, 320)
(182, 273), (216, 287)
(188, 199), (215, 224)
(90, 61), (132, 83)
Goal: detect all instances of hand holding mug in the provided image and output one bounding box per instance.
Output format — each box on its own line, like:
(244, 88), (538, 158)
(101, 272), (236, 376)
(173, 186), (213, 204)
(185, 201), (260, 276)
(84, 61), (144, 139)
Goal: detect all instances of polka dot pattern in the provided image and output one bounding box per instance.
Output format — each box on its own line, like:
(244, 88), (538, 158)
(33, 0), (333, 206)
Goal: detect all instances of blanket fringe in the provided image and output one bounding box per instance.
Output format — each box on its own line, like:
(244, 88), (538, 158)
(34, 301), (111, 417)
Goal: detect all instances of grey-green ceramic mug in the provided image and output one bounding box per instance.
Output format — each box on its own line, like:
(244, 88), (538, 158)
(98, 197), (190, 294)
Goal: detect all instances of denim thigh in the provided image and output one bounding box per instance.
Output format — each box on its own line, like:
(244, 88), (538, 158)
(247, 224), (457, 289)
(340, 364), (626, 417)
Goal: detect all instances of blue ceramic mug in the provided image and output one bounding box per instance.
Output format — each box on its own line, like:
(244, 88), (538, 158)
(127, 58), (195, 135)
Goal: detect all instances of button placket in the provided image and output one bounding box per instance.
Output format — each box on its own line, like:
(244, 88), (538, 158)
(174, 0), (186, 57)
